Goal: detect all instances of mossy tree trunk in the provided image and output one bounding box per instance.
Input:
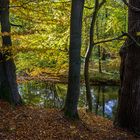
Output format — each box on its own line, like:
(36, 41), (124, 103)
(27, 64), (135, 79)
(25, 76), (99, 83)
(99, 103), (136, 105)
(114, 0), (140, 135)
(0, 0), (22, 105)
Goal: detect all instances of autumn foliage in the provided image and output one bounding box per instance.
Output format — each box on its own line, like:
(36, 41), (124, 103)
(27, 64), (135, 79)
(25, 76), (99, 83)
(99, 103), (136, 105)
(0, 101), (137, 140)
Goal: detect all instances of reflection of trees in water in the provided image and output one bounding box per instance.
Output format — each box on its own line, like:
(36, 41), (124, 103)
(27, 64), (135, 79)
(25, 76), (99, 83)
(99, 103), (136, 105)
(94, 85), (118, 119)
(19, 82), (118, 119)
(44, 83), (64, 108)
(95, 86), (100, 115)
(102, 86), (105, 117)
(19, 82), (64, 108)
(95, 86), (105, 117)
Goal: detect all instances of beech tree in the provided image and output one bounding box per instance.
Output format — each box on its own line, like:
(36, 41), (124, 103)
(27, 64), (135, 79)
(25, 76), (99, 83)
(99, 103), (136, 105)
(64, 0), (85, 119)
(0, 0), (22, 105)
(114, 0), (140, 135)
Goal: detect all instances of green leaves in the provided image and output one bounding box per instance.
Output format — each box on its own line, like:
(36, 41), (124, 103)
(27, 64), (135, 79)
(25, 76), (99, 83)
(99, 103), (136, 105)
(10, 0), (127, 77)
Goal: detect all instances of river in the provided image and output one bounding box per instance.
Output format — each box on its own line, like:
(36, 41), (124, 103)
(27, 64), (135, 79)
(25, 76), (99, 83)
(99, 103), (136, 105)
(19, 81), (119, 120)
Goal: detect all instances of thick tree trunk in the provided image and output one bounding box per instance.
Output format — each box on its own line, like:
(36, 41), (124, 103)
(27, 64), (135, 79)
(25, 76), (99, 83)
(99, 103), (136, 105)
(114, 0), (140, 135)
(0, 0), (22, 105)
(64, 0), (85, 119)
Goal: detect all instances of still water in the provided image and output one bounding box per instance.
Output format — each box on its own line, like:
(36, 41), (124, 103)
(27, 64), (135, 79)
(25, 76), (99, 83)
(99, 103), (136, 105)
(19, 81), (119, 120)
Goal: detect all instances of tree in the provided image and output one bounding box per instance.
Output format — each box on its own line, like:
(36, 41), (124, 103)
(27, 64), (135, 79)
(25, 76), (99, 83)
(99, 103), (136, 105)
(10, 0), (70, 76)
(0, 0), (22, 105)
(114, 0), (140, 135)
(84, 0), (105, 112)
(64, 0), (85, 119)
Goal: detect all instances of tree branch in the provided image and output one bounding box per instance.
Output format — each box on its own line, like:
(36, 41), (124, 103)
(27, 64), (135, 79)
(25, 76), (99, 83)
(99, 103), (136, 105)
(84, 6), (94, 9)
(94, 34), (125, 45)
(122, 0), (140, 12)
(98, 0), (106, 10)
(94, 32), (140, 47)
(10, 23), (22, 28)
(122, 32), (140, 47)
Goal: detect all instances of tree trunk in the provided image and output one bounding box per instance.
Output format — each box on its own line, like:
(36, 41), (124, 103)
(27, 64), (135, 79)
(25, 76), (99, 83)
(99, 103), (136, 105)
(96, 17), (102, 73)
(98, 45), (102, 73)
(84, 0), (105, 112)
(114, 0), (140, 135)
(84, 0), (99, 112)
(64, 0), (85, 119)
(0, 0), (22, 105)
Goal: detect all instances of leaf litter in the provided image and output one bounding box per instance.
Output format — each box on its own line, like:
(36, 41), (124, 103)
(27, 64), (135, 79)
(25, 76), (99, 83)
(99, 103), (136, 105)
(0, 101), (138, 140)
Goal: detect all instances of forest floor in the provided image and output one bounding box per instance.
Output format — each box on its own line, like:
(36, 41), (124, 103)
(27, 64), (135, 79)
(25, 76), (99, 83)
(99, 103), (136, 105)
(0, 101), (138, 140)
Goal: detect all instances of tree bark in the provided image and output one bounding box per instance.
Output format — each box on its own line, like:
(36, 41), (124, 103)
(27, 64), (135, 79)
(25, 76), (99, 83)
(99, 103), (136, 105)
(0, 0), (22, 105)
(84, 0), (105, 112)
(64, 0), (85, 119)
(96, 17), (102, 73)
(98, 45), (102, 73)
(84, 0), (99, 112)
(114, 0), (140, 135)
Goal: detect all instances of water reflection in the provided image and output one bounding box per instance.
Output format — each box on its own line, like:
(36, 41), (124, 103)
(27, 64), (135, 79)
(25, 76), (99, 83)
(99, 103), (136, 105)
(19, 81), (118, 120)
(92, 86), (118, 119)
(19, 82), (65, 108)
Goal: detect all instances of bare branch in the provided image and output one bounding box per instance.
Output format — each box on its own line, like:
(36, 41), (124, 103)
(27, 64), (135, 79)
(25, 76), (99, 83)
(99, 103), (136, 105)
(94, 34), (125, 45)
(10, 23), (22, 28)
(94, 32), (140, 47)
(84, 6), (94, 9)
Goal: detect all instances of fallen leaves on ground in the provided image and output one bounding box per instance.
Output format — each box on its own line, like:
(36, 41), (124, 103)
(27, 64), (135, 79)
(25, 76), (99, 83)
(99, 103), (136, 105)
(0, 101), (138, 140)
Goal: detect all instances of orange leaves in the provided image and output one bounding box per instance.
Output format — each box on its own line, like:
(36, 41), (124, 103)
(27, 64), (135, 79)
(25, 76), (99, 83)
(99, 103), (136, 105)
(0, 101), (136, 140)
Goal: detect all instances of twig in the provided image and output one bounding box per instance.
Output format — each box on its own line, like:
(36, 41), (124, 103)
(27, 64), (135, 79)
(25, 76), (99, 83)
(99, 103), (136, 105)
(94, 34), (125, 45)
(10, 23), (22, 28)
(84, 6), (94, 9)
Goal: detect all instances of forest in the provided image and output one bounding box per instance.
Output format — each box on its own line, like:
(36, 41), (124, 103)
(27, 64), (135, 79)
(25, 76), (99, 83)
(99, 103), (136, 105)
(0, 0), (140, 139)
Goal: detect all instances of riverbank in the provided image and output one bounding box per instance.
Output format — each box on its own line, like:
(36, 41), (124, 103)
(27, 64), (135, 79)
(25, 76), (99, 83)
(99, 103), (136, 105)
(88, 71), (120, 85)
(17, 71), (120, 86)
(0, 101), (137, 140)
